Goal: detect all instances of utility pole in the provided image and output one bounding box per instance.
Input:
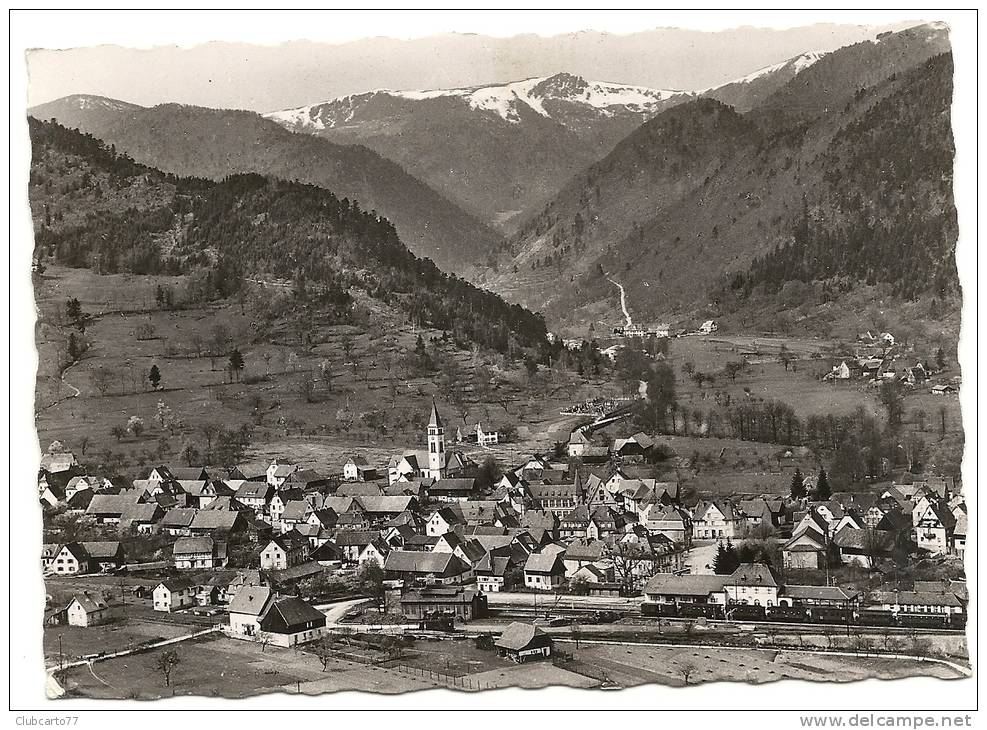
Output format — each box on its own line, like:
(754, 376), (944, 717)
(58, 634), (64, 670)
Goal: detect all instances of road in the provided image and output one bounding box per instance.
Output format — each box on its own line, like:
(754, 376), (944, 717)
(684, 540), (719, 575)
(315, 597), (370, 627)
(607, 278), (632, 327)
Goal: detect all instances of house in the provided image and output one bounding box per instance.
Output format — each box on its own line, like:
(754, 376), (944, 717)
(153, 578), (195, 612)
(41, 543), (60, 572)
(118, 502), (163, 534)
(189, 509), (245, 537)
(642, 574), (728, 606)
(496, 623), (553, 663)
(640, 504), (692, 547)
(432, 533), (486, 567)
(278, 500), (315, 534)
(335, 530), (378, 563)
(559, 504), (591, 539)
(343, 456), (378, 482)
(474, 553), (519, 593)
(528, 475), (584, 517)
(571, 563), (615, 585)
(953, 515), (967, 558)
(85, 492), (143, 525)
(612, 529), (685, 581)
(79, 542), (125, 572)
(832, 526), (893, 568)
(567, 430), (591, 458)
(428, 478), (477, 503)
(233, 481), (274, 514)
(399, 586), (488, 622)
(258, 596), (328, 646)
(227, 585), (275, 638)
(912, 502), (955, 555)
(523, 550), (565, 591)
(266, 460), (297, 488)
(66, 592), (112, 627)
(160, 507), (197, 536)
(173, 536), (228, 569)
(781, 527), (828, 570)
(358, 538), (390, 566)
(825, 361), (852, 381)
(48, 543), (90, 575)
(699, 320), (717, 335)
(426, 506), (466, 537)
(587, 505), (624, 540)
(383, 550), (472, 585)
(561, 538), (606, 577)
(40, 450), (79, 473)
(931, 383), (957, 396)
(612, 432), (655, 461)
(455, 423), (499, 446)
(260, 534), (310, 571)
(723, 563), (780, 607)
(692, 500), (740, 539)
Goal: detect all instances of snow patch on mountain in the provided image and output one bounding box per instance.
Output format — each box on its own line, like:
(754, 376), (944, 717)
(267, 74), (686, 128)
(731, 52), (826, 85)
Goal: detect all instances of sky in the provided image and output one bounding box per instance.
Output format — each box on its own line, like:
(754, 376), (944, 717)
(25, 20), (925, 113)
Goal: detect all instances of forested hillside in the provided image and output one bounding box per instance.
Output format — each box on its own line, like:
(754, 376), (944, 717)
(28, 97), (502, 275)
(29, 118), (547, 355)
(484, 24), (957, 334)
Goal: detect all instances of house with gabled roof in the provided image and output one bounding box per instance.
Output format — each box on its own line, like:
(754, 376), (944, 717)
(227, 585), (274, 637)
(496, 622), (553, 662)
(173, 536), (227, 569)
(266, 459), (297, 488)
(66, 592), (112, 627)
(723, 563), (780, 607)
(261, 534), (310, 571)
(189, 509), (245, 537)
(781, 526), (827, 570)
(832, 526), (893, 568)
(383, 550), (472, 585)
(160, 507), (197, 536)
(153, 577), (195, 612)
(523, 550), (565, 591)
(912, 501), (955, 555)
(259, 596), (327, 646)
(643, 573), (728, 605)
(86, 491), (144, 525)
(692, 499), (740, 539)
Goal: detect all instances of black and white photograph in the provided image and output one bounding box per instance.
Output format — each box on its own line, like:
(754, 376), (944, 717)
(8, 8), (978, 718)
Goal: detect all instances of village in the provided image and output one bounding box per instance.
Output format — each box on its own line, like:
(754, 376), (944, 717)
(39, 385), (968, 697)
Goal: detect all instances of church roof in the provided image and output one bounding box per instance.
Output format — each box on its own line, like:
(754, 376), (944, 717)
(428, 400), (443, 428)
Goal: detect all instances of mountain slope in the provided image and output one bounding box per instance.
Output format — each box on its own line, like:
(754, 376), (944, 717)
(28, 97), (501, 275)
(484, 23), (955, 331)
(264, 73), (696, 231)
(28, 117), (548, 353)
(704, 52), (826, 113)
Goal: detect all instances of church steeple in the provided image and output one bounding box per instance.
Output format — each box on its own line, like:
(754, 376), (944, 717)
(428, 399), (443, 429)
(426, 400), (445, 478)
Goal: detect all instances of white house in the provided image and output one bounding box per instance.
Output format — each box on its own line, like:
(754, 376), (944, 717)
(723, 563), (780, 608)
(66, 592), (111, 627)
(227, 585), (274, 638)
(153, 578), (195, 612)
(699, 320), (718, 335)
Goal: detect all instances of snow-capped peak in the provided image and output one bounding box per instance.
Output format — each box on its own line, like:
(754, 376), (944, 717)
(720, 51), (826, 88)
(265, 73), (687, 129)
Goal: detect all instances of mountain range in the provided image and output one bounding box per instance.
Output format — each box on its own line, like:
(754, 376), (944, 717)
(27, 96), (501, 274)
(28, 117), (548, 354)
(478, 22), (955, 329)
(28, 22), (955, 334)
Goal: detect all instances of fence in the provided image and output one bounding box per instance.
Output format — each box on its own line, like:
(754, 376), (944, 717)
(391, 663), (494, 691)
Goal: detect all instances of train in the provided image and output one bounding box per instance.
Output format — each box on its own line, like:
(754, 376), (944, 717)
(641, 602), (966, 630)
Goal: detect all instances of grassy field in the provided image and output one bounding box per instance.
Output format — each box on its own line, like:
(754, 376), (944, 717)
(557, 642), (964, 688)
(34, 266), (598, 476)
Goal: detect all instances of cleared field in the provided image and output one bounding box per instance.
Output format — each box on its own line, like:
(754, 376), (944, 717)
(558, 643), (964, 687)
(44, 619), (188, 665)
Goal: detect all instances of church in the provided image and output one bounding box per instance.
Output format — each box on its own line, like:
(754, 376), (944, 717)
(387, 401), (473, 484)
